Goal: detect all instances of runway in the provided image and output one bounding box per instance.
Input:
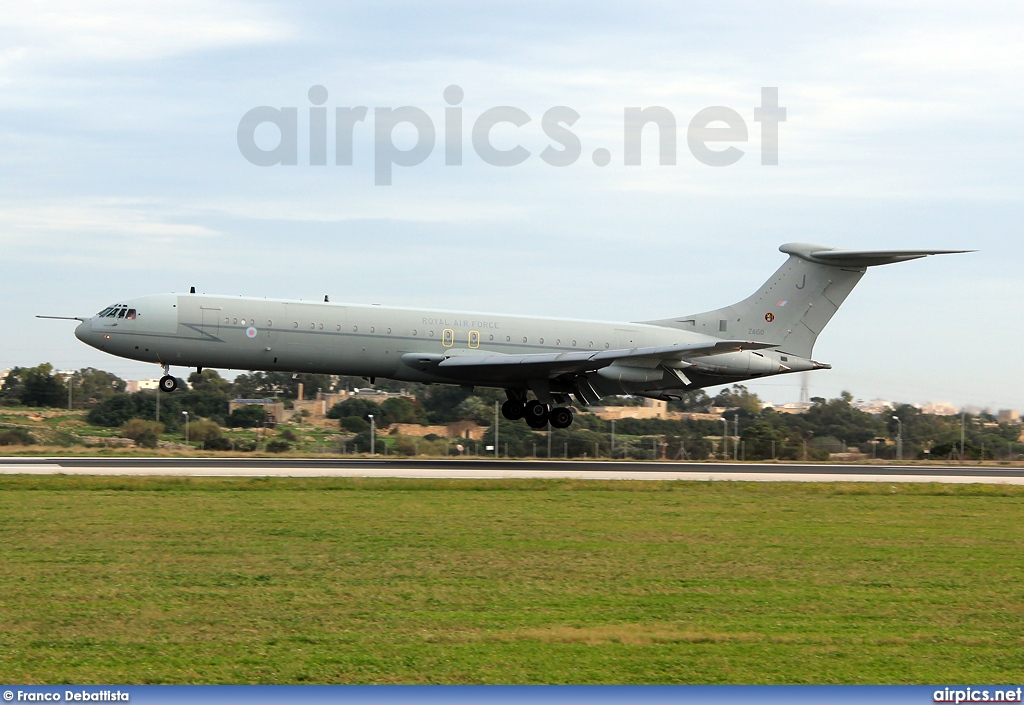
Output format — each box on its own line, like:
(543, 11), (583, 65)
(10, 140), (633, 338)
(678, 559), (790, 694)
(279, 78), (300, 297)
(1, 457), (1023, 484)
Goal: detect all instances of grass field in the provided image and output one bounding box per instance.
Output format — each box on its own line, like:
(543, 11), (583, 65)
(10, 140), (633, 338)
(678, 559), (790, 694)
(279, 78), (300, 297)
(1, 476), (1022, 684)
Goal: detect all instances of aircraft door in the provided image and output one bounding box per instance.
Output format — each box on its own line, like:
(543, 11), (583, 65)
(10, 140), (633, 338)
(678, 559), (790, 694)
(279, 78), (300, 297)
(200, 306), (221, 339)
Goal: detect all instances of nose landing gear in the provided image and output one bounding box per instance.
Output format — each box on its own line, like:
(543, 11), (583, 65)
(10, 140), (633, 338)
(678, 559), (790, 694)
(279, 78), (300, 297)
(159, 365), (178, 393)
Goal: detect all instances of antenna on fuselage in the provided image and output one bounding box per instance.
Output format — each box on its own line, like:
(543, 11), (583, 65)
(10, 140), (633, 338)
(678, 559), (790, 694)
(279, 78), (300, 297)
(190, 286), (195, 294)
(324, 295), (329, 302)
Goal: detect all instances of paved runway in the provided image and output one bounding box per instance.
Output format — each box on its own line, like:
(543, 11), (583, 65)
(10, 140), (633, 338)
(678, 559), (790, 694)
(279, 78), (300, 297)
(1, 457), (1023, 484)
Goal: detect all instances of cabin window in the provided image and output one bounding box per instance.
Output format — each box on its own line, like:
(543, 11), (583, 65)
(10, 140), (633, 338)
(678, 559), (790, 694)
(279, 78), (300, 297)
(268, 320), (273, 326)
(293, 322), (298, 328)
(505, 336), (510, 342)
(353, 326), (358, 332)
(318, 323), (323, 330)
(539, 337), (544, 344)
(412, 329), (418, 335)
(588, 340), (594, 347)
(387, 328), (392, 334)
(572, 340), (577, 346)
(370, 327), (375, 333)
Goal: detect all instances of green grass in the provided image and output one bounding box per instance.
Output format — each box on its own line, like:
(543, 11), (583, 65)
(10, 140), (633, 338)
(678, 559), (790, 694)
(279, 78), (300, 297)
(1, 476), (1023, 684)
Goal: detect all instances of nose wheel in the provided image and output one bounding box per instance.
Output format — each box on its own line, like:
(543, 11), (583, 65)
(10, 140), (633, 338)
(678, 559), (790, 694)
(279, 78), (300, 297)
(159, 375), (178, 393)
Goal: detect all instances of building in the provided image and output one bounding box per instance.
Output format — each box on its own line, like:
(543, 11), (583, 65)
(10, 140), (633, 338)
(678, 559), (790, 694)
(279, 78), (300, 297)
(920, 402), (959, 416)
(126, 379), (160, 393)
(388, 421), (485, 440)
(997, 409), (1021, 424)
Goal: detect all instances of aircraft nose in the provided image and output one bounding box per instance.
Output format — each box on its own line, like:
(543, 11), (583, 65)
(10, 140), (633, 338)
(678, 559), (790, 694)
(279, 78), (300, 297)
(74, 319), (93, 344)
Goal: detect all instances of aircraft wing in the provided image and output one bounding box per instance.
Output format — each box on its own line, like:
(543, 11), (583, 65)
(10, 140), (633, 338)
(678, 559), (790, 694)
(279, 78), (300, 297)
(402, 339), (775, 383)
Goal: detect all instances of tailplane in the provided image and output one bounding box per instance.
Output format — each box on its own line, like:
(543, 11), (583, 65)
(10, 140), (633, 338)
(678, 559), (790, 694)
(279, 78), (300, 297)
(643, 243), (970, 359)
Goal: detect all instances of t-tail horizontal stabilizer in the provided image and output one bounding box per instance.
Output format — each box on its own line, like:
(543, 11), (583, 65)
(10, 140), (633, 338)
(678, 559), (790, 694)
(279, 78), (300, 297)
(643, 243), (971, 360)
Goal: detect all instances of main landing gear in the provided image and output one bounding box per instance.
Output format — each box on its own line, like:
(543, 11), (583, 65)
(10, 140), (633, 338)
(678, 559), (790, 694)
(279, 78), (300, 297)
(159, 365), (178, 393)
(501, 392), (574, 429)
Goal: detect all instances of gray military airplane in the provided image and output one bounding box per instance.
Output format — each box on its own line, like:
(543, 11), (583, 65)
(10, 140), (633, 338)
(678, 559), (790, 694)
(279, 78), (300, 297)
(44, 243), (966, 429)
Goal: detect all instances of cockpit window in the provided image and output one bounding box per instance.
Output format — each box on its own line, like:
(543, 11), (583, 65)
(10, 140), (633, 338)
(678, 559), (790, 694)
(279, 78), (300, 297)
(126, 309), (136, 319)
(98, 304), (128, 318)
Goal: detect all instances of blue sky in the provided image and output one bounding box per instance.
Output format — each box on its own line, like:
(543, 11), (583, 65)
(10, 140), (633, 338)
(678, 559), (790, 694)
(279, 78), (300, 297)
(2, 1), (1021, 408)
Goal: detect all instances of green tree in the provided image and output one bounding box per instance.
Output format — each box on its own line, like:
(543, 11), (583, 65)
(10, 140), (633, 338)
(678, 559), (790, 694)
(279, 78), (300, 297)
(72, 368), (126, 407)
(380, 397), (423, 425)
(15, 364), (67, 407)
(227, 404), (266, 428)
(712, 384), (762, 414)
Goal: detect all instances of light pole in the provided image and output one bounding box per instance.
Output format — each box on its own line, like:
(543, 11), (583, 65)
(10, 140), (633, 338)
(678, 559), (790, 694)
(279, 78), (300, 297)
(66, 371), (73, 410)
(892, 415), (902, 461)
(368, 414), (375, 456)
(733, 413), (739, 461)
(720, 418), (729, 460)
(182, 411), (189, 445)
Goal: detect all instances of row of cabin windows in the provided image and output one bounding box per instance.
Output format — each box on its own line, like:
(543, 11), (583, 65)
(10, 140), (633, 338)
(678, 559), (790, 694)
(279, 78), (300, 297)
(219, 317), (613, 349)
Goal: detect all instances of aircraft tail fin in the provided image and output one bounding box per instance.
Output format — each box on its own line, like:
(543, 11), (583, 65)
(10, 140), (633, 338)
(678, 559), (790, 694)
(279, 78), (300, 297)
(643, 243), (971, 359)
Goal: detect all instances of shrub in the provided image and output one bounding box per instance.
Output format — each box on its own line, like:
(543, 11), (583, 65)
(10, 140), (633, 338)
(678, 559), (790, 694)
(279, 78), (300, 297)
(266, 439), (291, 453)
(279, 428), (298, 441)
(121, 418), (165, 443)
(187, 419), (222, 443)
(0, 428), (36, 446)
(203, 437), (233, 451)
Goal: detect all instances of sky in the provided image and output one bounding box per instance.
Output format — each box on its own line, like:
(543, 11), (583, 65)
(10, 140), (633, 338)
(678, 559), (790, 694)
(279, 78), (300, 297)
(1, 1), (1022, 409)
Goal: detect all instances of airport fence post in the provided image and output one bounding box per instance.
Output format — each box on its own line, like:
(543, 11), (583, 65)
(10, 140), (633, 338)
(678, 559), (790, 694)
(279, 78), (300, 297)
(494, 401), (499, 458)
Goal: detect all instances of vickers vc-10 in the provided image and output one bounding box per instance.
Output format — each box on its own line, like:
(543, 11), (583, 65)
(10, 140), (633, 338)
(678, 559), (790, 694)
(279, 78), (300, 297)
(44, 243), (965, 429)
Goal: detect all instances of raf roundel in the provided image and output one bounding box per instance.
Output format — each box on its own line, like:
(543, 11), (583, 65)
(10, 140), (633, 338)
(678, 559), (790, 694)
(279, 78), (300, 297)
(246, 326), (258, 339)
(764, 312), (775, 323)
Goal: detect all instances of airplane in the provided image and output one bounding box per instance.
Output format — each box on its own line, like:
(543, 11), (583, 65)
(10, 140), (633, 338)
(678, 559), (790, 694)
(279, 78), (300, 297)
(42, 243), (967, 429)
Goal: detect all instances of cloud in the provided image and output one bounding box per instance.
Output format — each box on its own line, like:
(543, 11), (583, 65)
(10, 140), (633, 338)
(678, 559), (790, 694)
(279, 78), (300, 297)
(0, 1), (293, 67)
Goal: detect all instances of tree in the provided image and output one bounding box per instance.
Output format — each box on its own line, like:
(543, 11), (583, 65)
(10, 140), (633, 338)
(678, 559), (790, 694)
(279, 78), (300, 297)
(188, 369), (232, 394)
(227, 404), (266, 428)
(327, 398), (380, 422)
(453, 396), (492, 425)
(380, 397), (422, 425)
(712, 384), (762, 414)
(72, 368), (126, 406)
(14, 364), (67, 407)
